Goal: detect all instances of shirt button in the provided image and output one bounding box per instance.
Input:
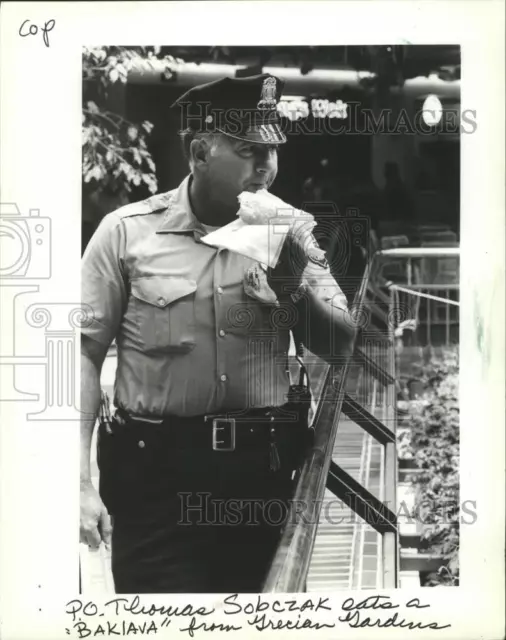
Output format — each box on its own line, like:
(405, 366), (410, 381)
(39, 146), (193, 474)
(220, 374), (227, 382)
(138, 440), (146, 449)
(216, 286), (224, 295)
(219, 329), (226, 337)
(157, 296), (165, 306)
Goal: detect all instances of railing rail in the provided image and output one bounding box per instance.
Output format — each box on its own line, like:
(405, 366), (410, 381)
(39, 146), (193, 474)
(376, 247), (460, 288)
(377, 248), (460, 258)
(379, 249), (459, 348)
(262, 256), (397, 592)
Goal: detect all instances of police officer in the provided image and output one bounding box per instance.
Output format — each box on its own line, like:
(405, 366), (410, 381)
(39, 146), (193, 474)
(80, 74), (356, 593)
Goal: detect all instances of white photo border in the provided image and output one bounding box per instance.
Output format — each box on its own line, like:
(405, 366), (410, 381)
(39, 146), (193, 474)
(0, 2), (504, 639)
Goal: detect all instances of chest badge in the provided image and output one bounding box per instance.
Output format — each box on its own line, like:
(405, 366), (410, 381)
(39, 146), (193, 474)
(243, 263), (278, 304)
(247, 264), (261, 289)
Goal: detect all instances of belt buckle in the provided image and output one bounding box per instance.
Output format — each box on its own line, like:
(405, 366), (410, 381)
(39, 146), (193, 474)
(209, 417), (236, 452)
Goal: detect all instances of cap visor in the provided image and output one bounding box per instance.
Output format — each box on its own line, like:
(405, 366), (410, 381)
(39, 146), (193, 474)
(219, 124), (286, 145)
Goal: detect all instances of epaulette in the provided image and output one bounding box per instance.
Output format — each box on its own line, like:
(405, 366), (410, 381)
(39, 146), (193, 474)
(113, 191), (176, 220)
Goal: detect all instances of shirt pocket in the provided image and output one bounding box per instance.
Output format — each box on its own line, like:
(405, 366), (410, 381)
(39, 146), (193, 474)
(131, 276), (197, 353)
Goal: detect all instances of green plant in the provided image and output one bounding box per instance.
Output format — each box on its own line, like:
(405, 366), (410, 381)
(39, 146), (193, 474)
(82, 46), (178, 200)
(401, 347), (460, 586)
(82, 99), (156, 197)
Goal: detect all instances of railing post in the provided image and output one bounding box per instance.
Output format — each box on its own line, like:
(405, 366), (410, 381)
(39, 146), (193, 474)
(384, 267), (399, 588)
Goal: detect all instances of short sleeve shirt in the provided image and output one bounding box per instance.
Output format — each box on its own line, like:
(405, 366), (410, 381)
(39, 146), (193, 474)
(81, 175), (347, 418)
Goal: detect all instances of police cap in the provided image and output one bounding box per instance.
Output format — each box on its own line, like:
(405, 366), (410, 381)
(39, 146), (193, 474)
(171, 74), (287, 145)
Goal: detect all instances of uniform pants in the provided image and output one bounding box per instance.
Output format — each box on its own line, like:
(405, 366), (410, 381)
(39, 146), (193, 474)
(97, 418), (302, 593)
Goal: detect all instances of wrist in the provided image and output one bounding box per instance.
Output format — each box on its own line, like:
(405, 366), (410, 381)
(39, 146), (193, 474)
(80, 474), (93, 490)
(290, 280), (309, 304)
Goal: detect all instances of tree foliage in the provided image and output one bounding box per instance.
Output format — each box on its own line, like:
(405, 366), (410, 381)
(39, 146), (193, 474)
(399, 347), (460, 586)
(82, 46), (177, 200)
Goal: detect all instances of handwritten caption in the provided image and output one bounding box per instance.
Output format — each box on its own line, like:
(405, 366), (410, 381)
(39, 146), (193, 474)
(65, 594), (451, 637)
(18, 19), (55, 47)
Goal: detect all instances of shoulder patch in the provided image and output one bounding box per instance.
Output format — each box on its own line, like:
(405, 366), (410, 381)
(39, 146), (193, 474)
(114, 191), (175, 220)
(307, 247), (329, 269)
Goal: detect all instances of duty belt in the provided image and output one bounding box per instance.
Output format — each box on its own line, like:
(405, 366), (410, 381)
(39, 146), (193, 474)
(99, 401), (310, 473)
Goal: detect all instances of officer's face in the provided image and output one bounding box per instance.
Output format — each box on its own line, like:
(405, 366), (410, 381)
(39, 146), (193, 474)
(204, 135), (279, 211)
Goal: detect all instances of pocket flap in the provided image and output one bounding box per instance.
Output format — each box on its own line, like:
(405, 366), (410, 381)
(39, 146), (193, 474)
(131, 276), (197, 308)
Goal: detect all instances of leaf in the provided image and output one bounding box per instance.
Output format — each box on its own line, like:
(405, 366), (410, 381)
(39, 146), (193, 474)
(142, 174), (158, 194)
(116, 63), (128, 83)
(94, 165), (105, 180)
(109, 68), (119, 83)
(448, 556), (459, 574)
(87, 101), (99, 114)
(125, 166), (136, 181)
(127, 126), (138, 142)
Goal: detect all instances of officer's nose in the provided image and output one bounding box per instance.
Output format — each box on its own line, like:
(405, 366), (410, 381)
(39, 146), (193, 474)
(255, 147), (277, 175)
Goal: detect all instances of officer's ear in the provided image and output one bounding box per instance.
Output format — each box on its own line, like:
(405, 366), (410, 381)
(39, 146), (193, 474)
(190, 134), (218, 171)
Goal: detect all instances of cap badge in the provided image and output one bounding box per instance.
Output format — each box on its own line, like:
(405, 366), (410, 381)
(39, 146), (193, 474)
(257, 77), (277, 110)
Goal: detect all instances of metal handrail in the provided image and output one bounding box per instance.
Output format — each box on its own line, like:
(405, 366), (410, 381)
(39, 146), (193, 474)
(262, 260), (373, 592)
(377, 248), (460, 258)
(390, 284), (459, 291)
(375, 247), (459, 288)
(377, 248), (460, 347)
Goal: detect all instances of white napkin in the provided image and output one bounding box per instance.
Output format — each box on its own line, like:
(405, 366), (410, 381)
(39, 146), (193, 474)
(201, 190), (316, 269)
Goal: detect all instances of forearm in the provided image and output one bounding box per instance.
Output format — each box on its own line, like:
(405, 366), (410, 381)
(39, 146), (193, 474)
(80, 351), (102, 487)
(293, 286), (357, 363)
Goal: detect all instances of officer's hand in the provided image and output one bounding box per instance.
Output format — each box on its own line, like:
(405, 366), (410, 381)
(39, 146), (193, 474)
(80, 482), (112, 550)
(267, 224), (311, 299)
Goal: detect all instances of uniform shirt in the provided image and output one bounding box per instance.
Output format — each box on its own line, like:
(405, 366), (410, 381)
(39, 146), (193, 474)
(81, 175), (347, 418)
